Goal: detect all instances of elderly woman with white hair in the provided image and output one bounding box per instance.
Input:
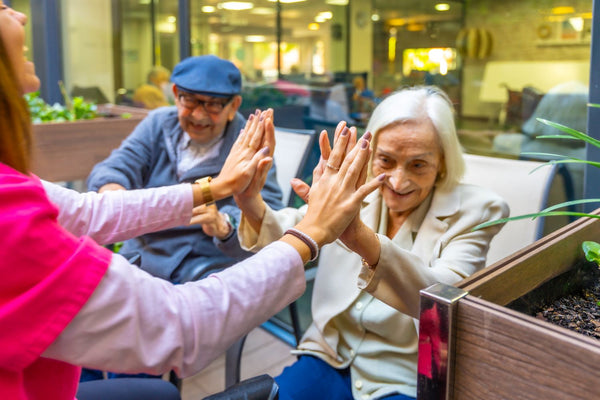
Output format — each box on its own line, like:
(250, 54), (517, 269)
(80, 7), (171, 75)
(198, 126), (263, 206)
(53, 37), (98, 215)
(235, 85), (509, 400)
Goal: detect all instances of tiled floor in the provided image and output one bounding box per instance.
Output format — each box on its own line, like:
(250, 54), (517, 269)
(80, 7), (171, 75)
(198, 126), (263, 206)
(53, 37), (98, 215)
(180, 327), (296, 399)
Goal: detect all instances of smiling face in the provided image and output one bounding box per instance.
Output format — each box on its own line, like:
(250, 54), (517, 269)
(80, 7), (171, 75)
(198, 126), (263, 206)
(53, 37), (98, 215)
(0, 1), (40, 94)
(174, 87), (241, 145)
(372, 119), (443, 221)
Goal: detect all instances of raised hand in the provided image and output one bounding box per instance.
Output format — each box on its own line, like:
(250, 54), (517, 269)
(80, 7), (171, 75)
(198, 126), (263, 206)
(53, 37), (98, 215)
(293, 128), (384, 247)
(210, 109), (275, 201)
(232, 156), (272, 232)
(291, 122), (363, 204)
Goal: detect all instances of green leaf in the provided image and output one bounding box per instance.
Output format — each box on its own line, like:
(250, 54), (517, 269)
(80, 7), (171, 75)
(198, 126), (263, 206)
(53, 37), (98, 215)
(474, 114), (600, 235)
(473, 212), (600, 232)
(539, 199), (600, 213)
(536, 118), (600, 148)
(25, 85), (97, 123)
(582, 241), (600, 265)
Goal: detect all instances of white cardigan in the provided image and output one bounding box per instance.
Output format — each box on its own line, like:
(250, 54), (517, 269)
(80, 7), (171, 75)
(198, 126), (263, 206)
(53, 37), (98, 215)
(238, 184), (508, 399)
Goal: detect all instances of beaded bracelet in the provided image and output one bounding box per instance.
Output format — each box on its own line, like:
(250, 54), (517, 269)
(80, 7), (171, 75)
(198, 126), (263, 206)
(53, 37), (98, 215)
(284, 228), (319, 262)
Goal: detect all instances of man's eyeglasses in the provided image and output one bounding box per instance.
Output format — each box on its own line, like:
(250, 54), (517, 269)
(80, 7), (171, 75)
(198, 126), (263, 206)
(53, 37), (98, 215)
(177, 92), (233, 114)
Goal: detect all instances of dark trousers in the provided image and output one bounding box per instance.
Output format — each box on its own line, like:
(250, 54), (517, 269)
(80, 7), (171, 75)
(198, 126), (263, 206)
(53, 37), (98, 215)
(79, 367), (161, 381)
(275, 356), (415, 400)
(77, 377), (180, 400)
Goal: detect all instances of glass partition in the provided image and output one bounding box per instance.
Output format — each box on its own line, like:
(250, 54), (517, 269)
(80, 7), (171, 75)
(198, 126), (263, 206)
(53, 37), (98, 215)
(458, 0), (591, 203)
(61, 0), (115, 104)
(189, 0), (349, 117)
(154, 0), (180, 72)
(115, 0), (179, 107)
(370, 0), (464, 105)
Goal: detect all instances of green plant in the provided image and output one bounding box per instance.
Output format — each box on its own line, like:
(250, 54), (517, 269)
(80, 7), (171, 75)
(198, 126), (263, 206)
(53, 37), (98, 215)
(25, 81), (98, 123)
(25, 91), (98, 123)
(474, 114), (600, 261)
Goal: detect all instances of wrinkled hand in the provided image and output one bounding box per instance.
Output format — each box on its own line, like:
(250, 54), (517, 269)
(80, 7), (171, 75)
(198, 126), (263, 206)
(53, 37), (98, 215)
(212, 109), (275, 200)
(294, 128), (384, 246)
(98, 183), (126, 193)
(232, 156), (272, 231)
(291, 121), (361, 203)
(190, 204), (232, 239)
(290, 125), (376, 257)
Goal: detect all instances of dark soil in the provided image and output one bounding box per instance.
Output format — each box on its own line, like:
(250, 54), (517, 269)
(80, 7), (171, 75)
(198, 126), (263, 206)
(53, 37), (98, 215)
(506, 259), (600, 339)
(536, 278), (600, 340)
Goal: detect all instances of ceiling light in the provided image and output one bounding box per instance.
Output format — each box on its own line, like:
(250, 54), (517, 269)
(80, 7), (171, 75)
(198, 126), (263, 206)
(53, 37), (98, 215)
(308, 22), (320, 31)
(318, 11), (333, 19)
(388, 18), (406, 26)
(139, 0), (151, 4)
(315, 16), (327, 23)
(268, 0), (306, 3)
(218, 1), (254, 11)
(251, 7), (275, 15)
(325, 0), (348, 5)
(167, 16), (177, 23)
(435, 3), (450, 12)
(158, 21), (176, 33)
(552, 6), (575, 14)
(246, 35), (266, 42)
(201, 6), (216, 12)
(371, 13), (380, 22)
(406, 23), (425, 32)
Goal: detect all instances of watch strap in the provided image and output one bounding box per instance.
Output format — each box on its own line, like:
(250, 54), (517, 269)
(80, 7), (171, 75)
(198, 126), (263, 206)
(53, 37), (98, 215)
(195, 176), (215, 205)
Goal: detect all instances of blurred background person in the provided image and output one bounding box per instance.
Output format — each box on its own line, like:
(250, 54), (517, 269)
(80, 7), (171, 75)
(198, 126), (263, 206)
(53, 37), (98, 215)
(132, 65), (173, 109)
(308, 83), (353, 124)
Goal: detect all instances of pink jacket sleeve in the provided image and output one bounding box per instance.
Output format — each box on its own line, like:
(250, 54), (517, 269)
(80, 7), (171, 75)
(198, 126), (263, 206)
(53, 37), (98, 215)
(41, 181), (194, 245)
(42, 241), (306, 377)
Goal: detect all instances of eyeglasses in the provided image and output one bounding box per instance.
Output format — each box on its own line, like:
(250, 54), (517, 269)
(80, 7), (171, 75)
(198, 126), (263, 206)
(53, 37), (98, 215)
(177, 92), (233, 114)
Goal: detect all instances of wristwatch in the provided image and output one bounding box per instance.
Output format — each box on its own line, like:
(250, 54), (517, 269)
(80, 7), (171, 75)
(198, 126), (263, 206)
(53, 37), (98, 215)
(220, 213), (236, 241)
(195, 176), (215, 205)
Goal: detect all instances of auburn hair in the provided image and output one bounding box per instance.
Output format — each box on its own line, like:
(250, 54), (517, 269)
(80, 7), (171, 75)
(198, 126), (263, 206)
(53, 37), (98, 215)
(0, 35), (32, 173)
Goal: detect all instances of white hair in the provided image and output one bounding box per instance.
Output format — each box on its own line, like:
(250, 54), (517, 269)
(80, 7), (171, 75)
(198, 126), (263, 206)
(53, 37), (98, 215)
(365, 85), (464, 190)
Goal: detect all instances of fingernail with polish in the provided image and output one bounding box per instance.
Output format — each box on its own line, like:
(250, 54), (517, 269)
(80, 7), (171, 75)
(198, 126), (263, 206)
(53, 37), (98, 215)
(363, 131), (372, 141)
(261, 146), (270, 154)
(377, 173), (386, 181)
(341, 127), (349, 136)
(361, 139), (368, 149)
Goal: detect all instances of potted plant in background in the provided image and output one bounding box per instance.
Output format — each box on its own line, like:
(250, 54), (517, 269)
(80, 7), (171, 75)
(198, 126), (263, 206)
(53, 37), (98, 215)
(417, 116), (600, 400)
(27, 84), (149, 183)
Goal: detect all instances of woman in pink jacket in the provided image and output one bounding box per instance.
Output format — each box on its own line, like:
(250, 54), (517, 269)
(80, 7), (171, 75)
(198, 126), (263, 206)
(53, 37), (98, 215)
(0, 3), (384, 399)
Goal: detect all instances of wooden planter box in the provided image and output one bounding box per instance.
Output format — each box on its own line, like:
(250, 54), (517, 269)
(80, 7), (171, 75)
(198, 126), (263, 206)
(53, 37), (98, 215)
(31, 104), (148, 182)
(418, 212), (600, 399)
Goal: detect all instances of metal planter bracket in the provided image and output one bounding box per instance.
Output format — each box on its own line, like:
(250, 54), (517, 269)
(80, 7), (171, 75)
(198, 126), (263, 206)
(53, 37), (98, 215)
(417, 283), (468, 400)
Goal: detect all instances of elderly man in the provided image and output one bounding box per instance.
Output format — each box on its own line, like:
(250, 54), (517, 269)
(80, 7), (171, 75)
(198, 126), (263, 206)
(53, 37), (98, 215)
(87, 55), (284, 284)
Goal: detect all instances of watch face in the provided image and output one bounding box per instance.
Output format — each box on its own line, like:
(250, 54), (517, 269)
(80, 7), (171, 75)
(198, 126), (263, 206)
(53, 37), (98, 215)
(223, 213), (237, 229)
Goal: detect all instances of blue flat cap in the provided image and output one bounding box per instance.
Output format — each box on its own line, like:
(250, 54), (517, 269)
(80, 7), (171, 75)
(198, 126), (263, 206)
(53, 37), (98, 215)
(171, 55), (241, 98)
